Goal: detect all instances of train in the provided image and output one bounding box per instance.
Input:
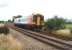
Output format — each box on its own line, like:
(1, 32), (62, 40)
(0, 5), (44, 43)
(13, 13), (44, 31)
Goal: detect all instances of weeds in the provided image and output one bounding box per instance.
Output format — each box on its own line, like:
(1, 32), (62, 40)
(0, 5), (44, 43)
(0, 34), (22, 50)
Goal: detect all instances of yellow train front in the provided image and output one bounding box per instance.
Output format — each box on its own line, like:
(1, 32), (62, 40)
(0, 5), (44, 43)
(31, 14), (44, 31)
(13, 14), (44, 31)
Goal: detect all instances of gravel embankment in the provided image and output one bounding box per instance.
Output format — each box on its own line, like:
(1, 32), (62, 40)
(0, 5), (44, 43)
(9, 28), (60, 50)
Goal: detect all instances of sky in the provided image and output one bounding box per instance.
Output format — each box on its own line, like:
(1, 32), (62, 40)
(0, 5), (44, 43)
(0, 0), (72, 21)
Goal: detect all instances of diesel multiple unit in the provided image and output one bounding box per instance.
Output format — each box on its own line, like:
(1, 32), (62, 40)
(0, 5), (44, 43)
(13, 14), (44, 31)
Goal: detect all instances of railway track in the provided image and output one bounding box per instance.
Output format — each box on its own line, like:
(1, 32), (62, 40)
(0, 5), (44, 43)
(9, 25), (72, 50)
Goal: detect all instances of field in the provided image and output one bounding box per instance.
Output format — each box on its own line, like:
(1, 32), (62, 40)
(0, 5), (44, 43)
(65, 24), (72, 29)
(54, 24), (72, 39)
(42, 24), (72, 40)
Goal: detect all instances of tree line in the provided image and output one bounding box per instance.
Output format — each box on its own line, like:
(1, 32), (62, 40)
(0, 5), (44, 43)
(45, 16), (72, 30)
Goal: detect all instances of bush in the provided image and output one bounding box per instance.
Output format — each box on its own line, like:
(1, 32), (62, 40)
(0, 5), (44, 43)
(0, 27), (9, 35)
(45, 16), (66, 30)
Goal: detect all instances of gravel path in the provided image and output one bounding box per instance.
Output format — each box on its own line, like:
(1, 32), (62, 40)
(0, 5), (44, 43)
(9, 28), (61, 50)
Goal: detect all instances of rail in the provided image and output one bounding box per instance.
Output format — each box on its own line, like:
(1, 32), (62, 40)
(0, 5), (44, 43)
(8, 24), (72, 50)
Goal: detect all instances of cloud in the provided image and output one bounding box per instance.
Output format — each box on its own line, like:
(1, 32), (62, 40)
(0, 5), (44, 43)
(0, 0), (9, 8)
(0, 4), (8, 7)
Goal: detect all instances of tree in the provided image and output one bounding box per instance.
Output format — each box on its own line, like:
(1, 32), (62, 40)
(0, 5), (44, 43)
(0, 21), (4, 23)
(8, 20), (12, 23)
(45, 16), (66, 30)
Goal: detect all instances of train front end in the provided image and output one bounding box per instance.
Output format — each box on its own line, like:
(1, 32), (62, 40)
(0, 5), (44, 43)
(32, 14), (44, 31)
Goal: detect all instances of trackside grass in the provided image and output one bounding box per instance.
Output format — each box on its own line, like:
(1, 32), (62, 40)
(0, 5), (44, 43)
(0, 34), (22, 50)
(65, 24), (72, 29)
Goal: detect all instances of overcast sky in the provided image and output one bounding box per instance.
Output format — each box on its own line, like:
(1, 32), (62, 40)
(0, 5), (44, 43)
(0, 0), (72, 21)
